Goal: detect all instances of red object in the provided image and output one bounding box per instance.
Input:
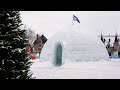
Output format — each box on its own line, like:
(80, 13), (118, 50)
(30, 54), (36, 60)
(28, 46), (31, 52)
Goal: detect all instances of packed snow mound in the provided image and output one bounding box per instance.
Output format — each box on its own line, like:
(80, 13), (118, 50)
(40, 29), (110, 64)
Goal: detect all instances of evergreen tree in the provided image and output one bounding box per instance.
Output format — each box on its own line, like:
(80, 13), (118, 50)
(0, 11), (33, 79)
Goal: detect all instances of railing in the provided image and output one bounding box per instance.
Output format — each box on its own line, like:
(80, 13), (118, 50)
(98, 35), (120, 37)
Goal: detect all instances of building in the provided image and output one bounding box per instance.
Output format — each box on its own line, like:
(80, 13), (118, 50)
(101, 33), (120, 58)
(32, 34), (47, 54)
(32, 34), (43, 54)
(27, 34), (47, 59)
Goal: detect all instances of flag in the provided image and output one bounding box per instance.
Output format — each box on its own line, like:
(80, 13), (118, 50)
(73, 15), (80, 23)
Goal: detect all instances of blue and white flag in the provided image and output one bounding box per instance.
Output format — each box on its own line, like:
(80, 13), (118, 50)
(73, 15), (80, 23)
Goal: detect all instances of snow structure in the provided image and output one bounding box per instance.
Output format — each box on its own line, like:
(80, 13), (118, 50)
(40, 26), (110, 66)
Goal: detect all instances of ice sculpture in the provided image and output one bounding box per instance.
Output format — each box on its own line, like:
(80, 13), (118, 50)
(40, 28), (110, 66)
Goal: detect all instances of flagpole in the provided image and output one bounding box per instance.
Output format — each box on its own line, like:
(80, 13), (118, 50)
(72, 11), (74, 26)
(72, 19), (73, 25)
(72, 15), (73, 25)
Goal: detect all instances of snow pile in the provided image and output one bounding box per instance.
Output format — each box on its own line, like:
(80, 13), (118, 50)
(40, 28), (109, 64)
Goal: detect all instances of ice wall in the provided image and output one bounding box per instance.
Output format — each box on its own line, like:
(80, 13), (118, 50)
(40, 29), (110, 64)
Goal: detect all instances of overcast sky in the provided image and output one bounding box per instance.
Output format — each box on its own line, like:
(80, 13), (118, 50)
(20, 11), (120, 39)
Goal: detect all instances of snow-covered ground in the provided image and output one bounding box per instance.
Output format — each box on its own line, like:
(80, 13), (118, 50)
(30, 59), (120, 79)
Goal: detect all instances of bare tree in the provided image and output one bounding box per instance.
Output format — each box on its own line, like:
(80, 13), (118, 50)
(24, 25), (36, 45)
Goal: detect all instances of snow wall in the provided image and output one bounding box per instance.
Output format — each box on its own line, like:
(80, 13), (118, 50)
(40, 29), (110, 66)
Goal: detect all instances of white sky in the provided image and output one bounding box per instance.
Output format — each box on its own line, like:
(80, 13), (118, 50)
(20, 11), (120, 39)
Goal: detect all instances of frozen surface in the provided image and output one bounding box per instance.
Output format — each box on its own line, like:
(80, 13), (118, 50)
(30, 59), (120, 79)
(40, 29), (109, 64)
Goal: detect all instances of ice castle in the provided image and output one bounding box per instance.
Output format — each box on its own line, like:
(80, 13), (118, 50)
(40, 27), (110, 66)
